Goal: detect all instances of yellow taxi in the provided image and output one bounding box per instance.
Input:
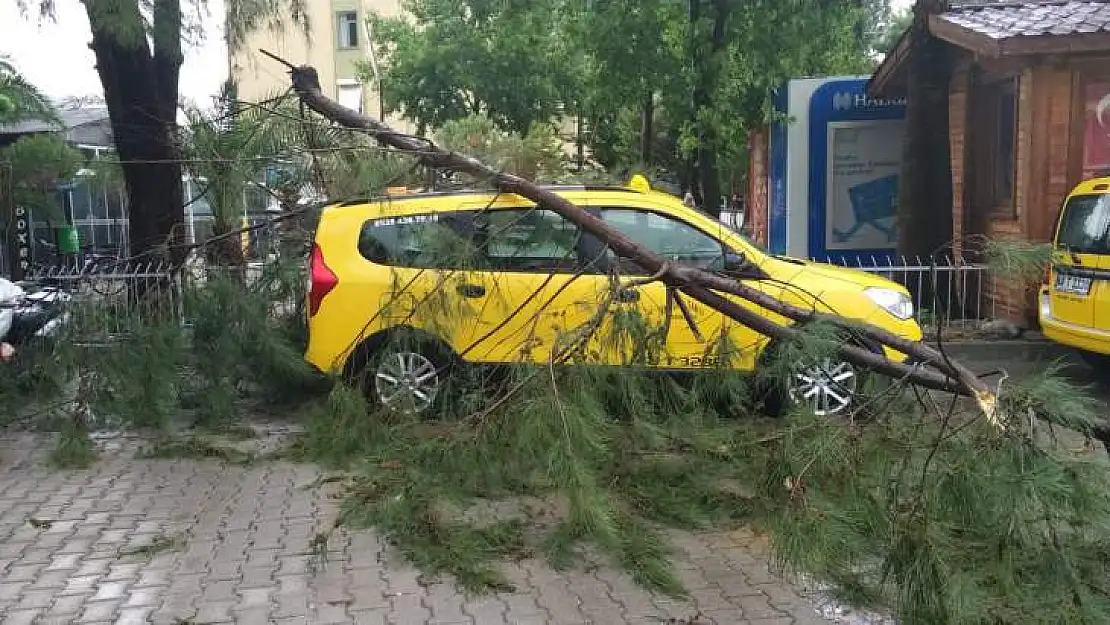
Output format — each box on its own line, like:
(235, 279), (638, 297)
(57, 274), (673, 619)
(1039, 175), (1110, 369)
(305, 177), (923, 416)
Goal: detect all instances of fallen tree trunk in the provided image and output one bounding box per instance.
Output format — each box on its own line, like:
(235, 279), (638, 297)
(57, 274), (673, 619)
(275, 58), (997, 420)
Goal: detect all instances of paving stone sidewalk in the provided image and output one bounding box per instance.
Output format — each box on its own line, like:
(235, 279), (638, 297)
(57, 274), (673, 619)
(0, 433), (837, 625)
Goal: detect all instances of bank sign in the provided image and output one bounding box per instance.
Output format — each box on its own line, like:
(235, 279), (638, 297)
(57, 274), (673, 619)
(767, 77), (907, 265)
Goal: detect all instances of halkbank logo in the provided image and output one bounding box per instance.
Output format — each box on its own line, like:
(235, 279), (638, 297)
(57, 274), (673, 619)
(832, 92), (907, 111)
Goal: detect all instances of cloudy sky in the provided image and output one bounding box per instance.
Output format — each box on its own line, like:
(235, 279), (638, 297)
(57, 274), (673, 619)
(0, 0), (228, 107)
(0, 0), (914, 106)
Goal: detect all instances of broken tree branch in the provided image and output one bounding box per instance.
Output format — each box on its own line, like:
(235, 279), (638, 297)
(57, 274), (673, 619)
(275, 58), (997, 419)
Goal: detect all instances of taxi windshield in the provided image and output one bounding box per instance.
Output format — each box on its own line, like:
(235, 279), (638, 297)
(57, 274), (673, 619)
(1057, 193), (1110, 255)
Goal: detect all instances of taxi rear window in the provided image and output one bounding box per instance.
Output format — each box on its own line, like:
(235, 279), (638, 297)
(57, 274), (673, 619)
(1057, 193), (1110, 255)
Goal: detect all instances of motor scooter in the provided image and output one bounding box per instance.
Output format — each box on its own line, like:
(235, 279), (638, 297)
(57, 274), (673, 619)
(0, 278), (20, 361)
(0, 277), (72, 360)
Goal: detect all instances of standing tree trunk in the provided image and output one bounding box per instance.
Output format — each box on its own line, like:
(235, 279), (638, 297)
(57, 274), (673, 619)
(689, 0), (729, 217)
(84, 0), (186, 262)
(640, 90), (654, 165)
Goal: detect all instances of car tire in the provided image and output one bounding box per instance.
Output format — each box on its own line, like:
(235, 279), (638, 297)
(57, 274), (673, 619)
(759, 338), (871, 419)
(351, 332), (456, 417)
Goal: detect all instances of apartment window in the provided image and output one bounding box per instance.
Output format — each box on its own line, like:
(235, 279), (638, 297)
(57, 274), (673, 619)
(337, 11), (359, 49)
(337, 81), (364, 114)
(988, 78), (1018, 213)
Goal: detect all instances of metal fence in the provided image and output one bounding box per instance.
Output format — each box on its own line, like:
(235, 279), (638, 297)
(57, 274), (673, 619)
(9, 254), (992, 346)
(20, 259), (182, 344)
(817, 255), (993, 331)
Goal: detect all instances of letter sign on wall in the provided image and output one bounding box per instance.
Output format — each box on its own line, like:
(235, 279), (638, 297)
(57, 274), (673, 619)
(12, 205), (30, 281)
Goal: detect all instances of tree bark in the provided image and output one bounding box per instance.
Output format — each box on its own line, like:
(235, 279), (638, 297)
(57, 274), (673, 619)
(84, 0), (186, 262)
(688, 0), (728, 217)
(282, 62), (999, 421)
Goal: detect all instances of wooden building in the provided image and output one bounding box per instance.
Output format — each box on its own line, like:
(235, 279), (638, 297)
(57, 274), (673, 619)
(870, 0), (1110, 325)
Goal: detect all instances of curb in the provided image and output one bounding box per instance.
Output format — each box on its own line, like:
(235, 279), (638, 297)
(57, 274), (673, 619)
(940, 339), (1077, 365)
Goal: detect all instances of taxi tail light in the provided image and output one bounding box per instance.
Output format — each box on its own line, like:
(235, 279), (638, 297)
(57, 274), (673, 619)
(308, 244), (338, 316)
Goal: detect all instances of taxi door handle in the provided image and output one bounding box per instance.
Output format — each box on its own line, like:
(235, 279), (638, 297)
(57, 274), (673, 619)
(456, 284), (486, 298)
(616, 288), (640, 303)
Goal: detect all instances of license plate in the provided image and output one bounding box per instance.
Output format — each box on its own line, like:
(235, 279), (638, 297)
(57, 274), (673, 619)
(1055, 273), (1092, 296)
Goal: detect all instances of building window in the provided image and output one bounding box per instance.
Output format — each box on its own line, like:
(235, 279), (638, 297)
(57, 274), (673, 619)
(988, 78), (1017, 213)
(337, 11), (359, 49)
(337, 81), (364, 114)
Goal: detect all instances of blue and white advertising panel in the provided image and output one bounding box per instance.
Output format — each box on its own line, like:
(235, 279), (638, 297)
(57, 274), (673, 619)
(767, 76), (907, 265)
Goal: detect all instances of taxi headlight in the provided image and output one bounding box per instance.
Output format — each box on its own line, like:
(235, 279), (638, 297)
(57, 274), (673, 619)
(865, 287), (914, 321)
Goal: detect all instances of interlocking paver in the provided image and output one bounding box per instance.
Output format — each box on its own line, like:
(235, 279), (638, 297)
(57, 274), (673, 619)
(77, 598), (121, 623)
(0, 433), (845, 625)
(3, 608), (42, 625)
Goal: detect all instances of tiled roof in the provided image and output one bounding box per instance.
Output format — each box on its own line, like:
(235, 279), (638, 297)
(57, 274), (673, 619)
(0, 105), (109, 135)
(937, 1), (1110, 39)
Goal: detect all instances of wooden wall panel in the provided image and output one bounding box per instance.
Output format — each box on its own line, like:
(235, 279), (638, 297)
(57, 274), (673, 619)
(949, 61), (970, 260)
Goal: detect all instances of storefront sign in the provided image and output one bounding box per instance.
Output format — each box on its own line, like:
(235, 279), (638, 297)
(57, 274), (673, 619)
(767, 77), (908, 264)
(12, 205), (30, 280)
(809, 79), (906, 263)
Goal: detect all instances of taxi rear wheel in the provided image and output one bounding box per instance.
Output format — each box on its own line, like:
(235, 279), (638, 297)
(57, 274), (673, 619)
(348, 331), (457, 416)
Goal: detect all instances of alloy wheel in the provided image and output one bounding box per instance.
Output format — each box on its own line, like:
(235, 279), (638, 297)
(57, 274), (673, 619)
(373, 350), (440, 414)
(787, 357), (858, 416)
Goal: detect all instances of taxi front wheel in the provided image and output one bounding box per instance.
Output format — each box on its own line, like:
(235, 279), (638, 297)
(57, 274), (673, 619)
(758, 335), (876, 419)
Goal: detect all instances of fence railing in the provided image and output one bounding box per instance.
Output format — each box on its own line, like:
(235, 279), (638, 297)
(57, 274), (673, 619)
(816, 255), (993, 332)
(19, 259), (182, 343)
(9, 254), (992, 345)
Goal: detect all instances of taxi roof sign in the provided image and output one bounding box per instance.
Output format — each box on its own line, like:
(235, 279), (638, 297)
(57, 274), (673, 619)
(626, 174), (651, 193)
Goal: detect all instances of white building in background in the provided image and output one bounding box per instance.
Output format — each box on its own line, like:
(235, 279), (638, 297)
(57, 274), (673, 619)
(229, 0), (410, 131)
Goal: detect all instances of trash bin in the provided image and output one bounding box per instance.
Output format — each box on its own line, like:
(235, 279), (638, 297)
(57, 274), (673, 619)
(56, 225), (81, 255)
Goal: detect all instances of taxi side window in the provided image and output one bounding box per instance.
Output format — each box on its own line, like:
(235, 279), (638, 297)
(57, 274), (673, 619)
(358, 213), (482, 269)
(597, 208), (726, 274)
(479, 209), (582, 273)
(359, 208), (584, 272)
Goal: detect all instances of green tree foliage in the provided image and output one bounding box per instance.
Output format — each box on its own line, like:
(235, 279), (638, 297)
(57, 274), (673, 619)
(369, 0), (574, 135)
(183, 81), (293, 265)
(182, 80), (423, 263)
(0, 134), (82, 220)
(763, 375), (1110, 624)
(0, 55), (56, 124)
(873, 6), (913, 56)
(368, 0), (882, 213)
(434, 114), (568, 182)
